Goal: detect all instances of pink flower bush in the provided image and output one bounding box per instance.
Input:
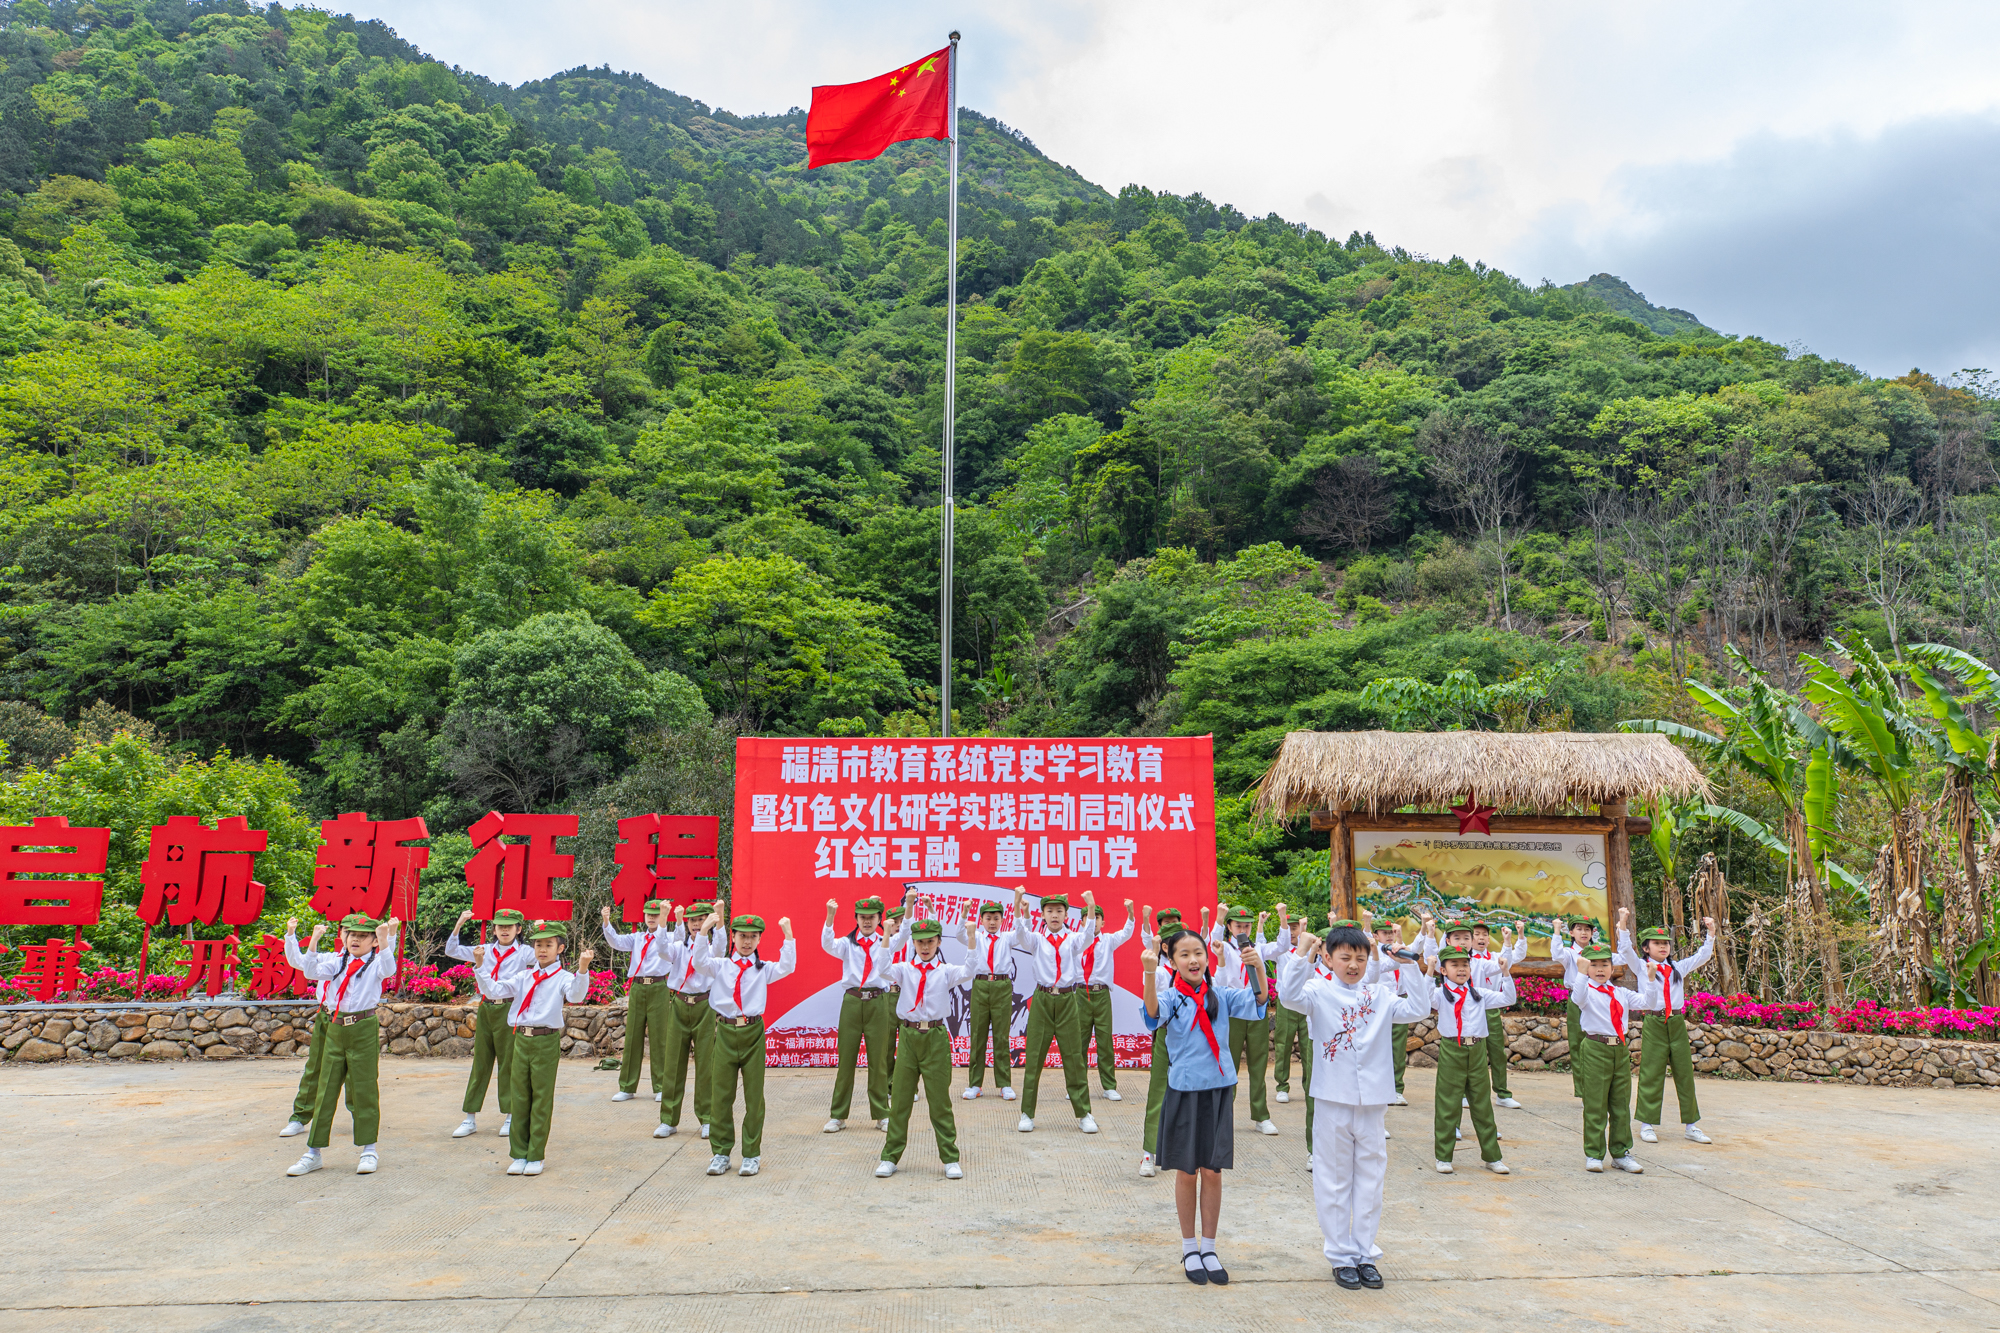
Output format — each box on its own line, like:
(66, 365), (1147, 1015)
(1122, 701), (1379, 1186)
(586, 969), (616, 1005)
(1686, 992), (1823, 1030)
(1512, 976), (1570, 1014)
(1828, 998), (2000, 1042)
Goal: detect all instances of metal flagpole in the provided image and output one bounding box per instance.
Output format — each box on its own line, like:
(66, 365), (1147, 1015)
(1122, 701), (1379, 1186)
(940, 30), (960, 740)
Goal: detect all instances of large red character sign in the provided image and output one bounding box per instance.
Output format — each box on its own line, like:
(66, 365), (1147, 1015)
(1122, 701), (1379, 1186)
(0, 816), (109, 926)
(732, 736), (1218, 1066)
(312, 812), (429, 923)
(465, 812), (576, 921)
(610, 814), (720, 922)
(138, 815), (268, 927)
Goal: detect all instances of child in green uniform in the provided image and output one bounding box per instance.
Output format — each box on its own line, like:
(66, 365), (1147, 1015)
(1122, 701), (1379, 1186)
(601, 899), (672, 1103)
(1206, 904), (1277, 1136)
(961, 900), (1017, 1101)
(279, 925), (346, 1139)
(1140, 906), (1179, 1177)
(875, 911), (976, 1178)
(1616, 909), (1717, 1145)
(1366, 916), (1415, 1106)
(285, 913), (400, 1177)
(1466, 920), (1527, 1109)
(482, 924), (593, 1176)
(1267, 912), (1309, 1106)
(820, 895), (898, 1133)
(444, 907), (529, 1139)
(1547, 913), (1600, 1098)
(1011, 887), (1099, 1135)
(1422, 946), (1514, 1175)
(1572, 942), (1663, 1172)
(1078, 900), (1138, 1100)
(690, 909), (797, 1177)
(661, 899), (719, 1140)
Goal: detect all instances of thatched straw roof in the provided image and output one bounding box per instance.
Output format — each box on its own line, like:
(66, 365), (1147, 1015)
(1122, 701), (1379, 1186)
(1251, 730), (1708, 819)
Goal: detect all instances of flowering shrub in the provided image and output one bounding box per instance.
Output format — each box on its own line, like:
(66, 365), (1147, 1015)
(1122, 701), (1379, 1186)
(387, 963), (472, 1004)
(586, 969), (616, 1005)
(1686, 992), (1823, 1030)
(1828, 999), (2000, 1042)
(1512, 976), (1569, 1014)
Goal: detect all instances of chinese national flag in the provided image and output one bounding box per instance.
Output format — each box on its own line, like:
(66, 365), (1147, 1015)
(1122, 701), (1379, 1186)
(807, 47), (951, 169)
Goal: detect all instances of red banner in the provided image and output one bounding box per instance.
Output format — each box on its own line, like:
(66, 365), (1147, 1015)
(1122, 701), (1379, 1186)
(732, 736), (1218, 1065)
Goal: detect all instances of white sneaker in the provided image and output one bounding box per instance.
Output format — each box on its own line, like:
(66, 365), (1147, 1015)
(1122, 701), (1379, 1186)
(1256, 1119), (1278, 1136)
(1079, 1115), (1099, 1134)
(1307, 1152), (1315, 1169)
(700, 1123), (711, 1139)
(823, 1119), (845, 1133)
(507, 1159), (527, 1175)
(654, 1092), (662, 1102)
(498, 1115), (512, 1137)
(286, 1151), (322, 1177)
(1389, 1093), (1408, 1106)
(1455, 1127), (1462, 1139)
(1496, 1096), (1521, 1109)
(1685, 1125), (1712, 1144)
(1484, 1160), (1511, 1175)
(279, 1120), (307, 1138)
(875, 1118), (889, 1131)
(356, 1147), (378, 1174)
(738, 1157), (760, 1177)
(653, 1123), (675, 1139)
(705, 1154), (730, 1175)
(453, 1115), (478, 1139)
(1613, 1155), (1645, 1174)
(1584, 1157), (1604, 1172)
(1383, 1124), (1392, 1139)
(875, 1160), (896, 1178)
(1639, 1124), (1658, 1143)
(945, 1163), (963, 1180)
(1435, 1160), (1454, 1174)
(1103, 1089), (1122, 1101)
(962, 1087), (981, 1100)
(1276, 1090), (1290, 1103)
(1139, 1153), (1157, 1178)
(524, 1160), (544, 1176)
(1001, 1087), (1017, 1101)
(612, 1091), (635, 1102)
(1462, 1097), (1470, 1108)
(1017, 1116), (1035, 1133)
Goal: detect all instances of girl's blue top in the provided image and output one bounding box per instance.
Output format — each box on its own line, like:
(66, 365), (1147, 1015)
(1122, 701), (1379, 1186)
(1144, 977), (1266, 1091)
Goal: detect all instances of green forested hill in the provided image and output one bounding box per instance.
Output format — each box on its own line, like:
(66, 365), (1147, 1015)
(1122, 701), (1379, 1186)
(0, 2), (1992, 939)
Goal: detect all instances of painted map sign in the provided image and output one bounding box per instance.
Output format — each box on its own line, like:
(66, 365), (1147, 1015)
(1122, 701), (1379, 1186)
(1350, 826), (1608, 961)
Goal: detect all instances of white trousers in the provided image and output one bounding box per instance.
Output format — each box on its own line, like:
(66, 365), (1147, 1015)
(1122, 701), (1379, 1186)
(1311, 1098), (1387, 1266)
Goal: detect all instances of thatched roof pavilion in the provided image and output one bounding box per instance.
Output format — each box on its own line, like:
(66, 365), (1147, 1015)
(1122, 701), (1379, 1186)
(1251, 730), (1708, 820)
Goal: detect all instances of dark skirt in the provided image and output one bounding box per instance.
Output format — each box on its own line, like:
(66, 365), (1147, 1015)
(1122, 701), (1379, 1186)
(1156, 1083), (1236, 1174)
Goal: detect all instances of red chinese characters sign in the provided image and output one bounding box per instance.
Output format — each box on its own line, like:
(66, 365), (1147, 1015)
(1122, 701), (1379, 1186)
(0, 816), (109, 926)
(138, 815), (268, 927)
(732, 736), (1218, 1065)
(312, 812), (429, 923)
(611, 814), (720, 922)
(465, 811), (575, 922)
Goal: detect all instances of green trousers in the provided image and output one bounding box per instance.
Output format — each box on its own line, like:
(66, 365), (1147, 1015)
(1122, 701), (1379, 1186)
(1434, 1038), (1503, 1163)
(1273, 1005), (1308, 1092)
(507, 1031), (562, 1161)
(1575, 1036), (1633, 1160)
(708, 1017), (768, 1159)
(461, 1000), (516, 1115)
(1484, 1024), (1512, 1097)
(1227, 1013), (1271, 1121)
(1144, 1028), (1171, 1154)
(1021, 988), (1091, 1119)
(660, 992), (712, 1128)
(290, 1010), (336, 1123)
(1081, 985), (1119, 1090)
(619, 982), (669, 1095)
(830, 990), (895, 1121)
(1392, 1023), (1411, 1094)
(1635, 1013), (1701, 1125)
(965, 976), (1014, 1088)
(307, 1016), (380, 1149)
(882, 1025), (959, 1164)
(1566, 1000), (1584, 1097)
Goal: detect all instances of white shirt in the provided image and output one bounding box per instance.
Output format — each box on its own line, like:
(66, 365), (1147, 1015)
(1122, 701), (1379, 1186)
(1614, 930), (1715, 1017)
(967, 925), (1016, 979)
(1421, 934), (1509, 986)
(603, 922), (675, 979)
(886, 954), (975, 1021)
(1573, 968), (1664, 1039)
(1079, 917), (1134, 985)
(1549, 936), (1595, 988)
(495, 963), (589, 1028)
(445, 935), (531, 1001)
(1278, 951), (1432, 1106)
(1206, 923), (1262, 990)
(1362, 944), (1419, 997)
(283, 934), (332, 1005)
(1431, 972), (1516, 1042)
(299, 933), (400, 1014)
(688, 937), (797, 1018)
(821, 923), (894, 990)
(1012, 914), (1098, 989)
(665, 924), (717, 993)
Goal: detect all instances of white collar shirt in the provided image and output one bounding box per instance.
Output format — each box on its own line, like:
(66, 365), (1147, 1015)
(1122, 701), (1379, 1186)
(887, 955), (974, 1021)
(303, 936), (399, 1014)
(603, 922), (675, 978)
(1432, 972), (1515, 1043)
(821, 923), (894, 989)
(1277, 951), (1432, 1106)
(497, 963), (588, 1027)
(1011, 914), (1097, 989)
(1574, 969), (1663, 1040)
(967, 925), (1016, 979)
(1614, 930), (1715, 1017)
(1079, 918), (1134, 985)
(690, 936), (797, 1018)
(444, 935), (532, 1001)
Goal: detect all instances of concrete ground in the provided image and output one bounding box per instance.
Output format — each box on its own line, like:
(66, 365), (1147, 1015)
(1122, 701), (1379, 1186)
(1, 1055), (1995, 1333)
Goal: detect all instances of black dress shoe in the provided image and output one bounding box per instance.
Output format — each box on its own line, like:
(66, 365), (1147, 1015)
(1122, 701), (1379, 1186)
(1206, 1259), (1229, 1285)
(1356, 1263), (1384, 1289)
(1183, 1255), (1209, 1285)
(1333, 1265), (1362, 1289)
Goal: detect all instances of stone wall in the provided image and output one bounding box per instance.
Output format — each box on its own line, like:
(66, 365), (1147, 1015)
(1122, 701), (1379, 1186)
(0, 1001), (631, 1064)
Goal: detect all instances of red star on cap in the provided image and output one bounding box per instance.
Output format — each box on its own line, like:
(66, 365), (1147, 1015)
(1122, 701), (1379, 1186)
(1450, 792), (1498, 836)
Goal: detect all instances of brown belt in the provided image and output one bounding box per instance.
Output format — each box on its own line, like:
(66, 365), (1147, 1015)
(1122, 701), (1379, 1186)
(1582, 1033), (1623, 1045)
(630, 976), (664, 986)
(330, 1012), (376, 1027)
(673, 991), (710, 1004)
(1037, 985), (1079, 995)
(719, 1014), (763, 1027)
(1083, 984), (1110, 993)
(512, 1025), (560, 1037)
(902, 1018), (945, 1031)
(846, 987), (886, 1000)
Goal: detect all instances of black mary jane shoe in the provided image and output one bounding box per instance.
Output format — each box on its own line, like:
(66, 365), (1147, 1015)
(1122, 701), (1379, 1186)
(1183, 1254), (1209, 1285)
(1205, 1259), (1230, 1286)
(1333, 1266), (1363, 1290)
(1356, 1263), (1384, 1289)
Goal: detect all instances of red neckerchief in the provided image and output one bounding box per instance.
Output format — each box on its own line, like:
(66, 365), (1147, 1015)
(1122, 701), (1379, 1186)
(488, 944), (517, 980)
(1081, 930), (1100, 980)
(1171, 972), (1223, 1069)
(1045, 927), (1068, 984)
(985, 930), (998, 974)
(1591, 982), (1625, 1042)
(912, 959), (937, 1009)
(732, 955), (755, 1010)
(519, 965), (559, 1018)
(1655, 957), (1678, 1016)
(1443, 981), (1471, 1043)
(858, 934), (876, 986)
(334, 951), (373, 1011)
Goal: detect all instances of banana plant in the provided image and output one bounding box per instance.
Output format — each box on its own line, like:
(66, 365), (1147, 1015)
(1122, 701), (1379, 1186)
(1903, 641), (2000, 1003)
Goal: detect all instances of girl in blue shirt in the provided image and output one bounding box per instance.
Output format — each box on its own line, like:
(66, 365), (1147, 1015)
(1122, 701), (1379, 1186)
(1143, 927), (1268, 1285)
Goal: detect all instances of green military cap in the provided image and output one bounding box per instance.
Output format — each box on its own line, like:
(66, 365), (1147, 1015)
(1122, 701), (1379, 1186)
(1329, 918), (1364, 930)
(340, 914), (379, 932)
(1441, 918), (1474, 934)
(641, 899), (666, 915)
(1372, 917), (1402, 930)
(1088, 904), (1107, 917)
(731, 913), (765, 933)
(1039, 894), (1068, 909)
(1637, 926), (1671, 942)
(529, 925), (566, 941)
(854, 896), (885, 914)
(1581, 942), (1615, 960)
(1225, 906), (1253, 923)
(909, 919), (944, 940)
(1567, 913), (1597, 927)
(978, 900), (1005, 914)
(691, 899), (716, 912)
(1155, 908), (1183, 927)
(885, 903), (906, 919)
(1437, 946), (1472, 962)
(493, 909), (526, 926)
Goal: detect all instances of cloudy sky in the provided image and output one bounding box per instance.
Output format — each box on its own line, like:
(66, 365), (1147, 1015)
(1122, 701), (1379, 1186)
(351, 0), (2000, 379)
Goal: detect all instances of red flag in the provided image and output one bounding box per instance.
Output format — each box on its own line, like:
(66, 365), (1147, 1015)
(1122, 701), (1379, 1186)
(807, 47), (951, 169)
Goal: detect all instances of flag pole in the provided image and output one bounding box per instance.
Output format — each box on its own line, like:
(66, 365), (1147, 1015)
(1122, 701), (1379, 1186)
(940, 29), (960, 740)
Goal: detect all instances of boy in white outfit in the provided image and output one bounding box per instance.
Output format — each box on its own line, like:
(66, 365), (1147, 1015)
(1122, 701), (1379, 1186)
(1078, 899), (1138, 1101)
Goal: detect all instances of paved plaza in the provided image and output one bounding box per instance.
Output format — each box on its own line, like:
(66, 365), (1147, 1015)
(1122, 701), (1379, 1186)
(2, 1055), (1996, 1331)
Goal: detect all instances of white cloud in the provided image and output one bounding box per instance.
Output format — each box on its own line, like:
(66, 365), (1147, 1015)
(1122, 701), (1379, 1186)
(345, 0), (2000, 374)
